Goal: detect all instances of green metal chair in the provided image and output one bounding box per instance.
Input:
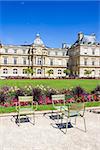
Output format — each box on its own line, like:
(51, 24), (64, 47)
(16, 96), (38, 126)
(51, 94), (68, 122)
(64, 102), (86, 133)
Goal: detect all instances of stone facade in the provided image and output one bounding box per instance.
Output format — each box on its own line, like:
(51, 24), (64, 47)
(0, 34), (69, 78)
(69, 33), (100, 77)
(0, 33), (100, 78)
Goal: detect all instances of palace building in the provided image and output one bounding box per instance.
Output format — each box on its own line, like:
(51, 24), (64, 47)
(69, 33), (100, 77)
(0, 33), (100, 78)
(0, 34), (69, 78)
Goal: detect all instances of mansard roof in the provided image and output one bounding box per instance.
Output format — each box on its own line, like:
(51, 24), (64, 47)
(71, 33), (100, 48)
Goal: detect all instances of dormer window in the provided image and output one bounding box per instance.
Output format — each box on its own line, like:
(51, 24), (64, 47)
(92, 49), (95, 55)
(5, 49), (8, 53)
(14, 49), (17, 53)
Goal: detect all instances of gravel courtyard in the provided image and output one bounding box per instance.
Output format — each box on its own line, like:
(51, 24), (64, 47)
(0, 111), (100, 150)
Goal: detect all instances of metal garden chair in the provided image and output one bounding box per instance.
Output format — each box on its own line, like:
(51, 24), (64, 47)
(16, 96), (38, 126)
(51, 94), (68, 122)
(64, 102), (86, 133)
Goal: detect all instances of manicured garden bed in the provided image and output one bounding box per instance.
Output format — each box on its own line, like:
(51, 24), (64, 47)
(0, 84), (100, 113)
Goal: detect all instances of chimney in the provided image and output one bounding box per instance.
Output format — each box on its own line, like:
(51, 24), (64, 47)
(62, 43), (67, 49)
(91, 33), (96, 38)
(78, 32), (84, 41)
(0, 41), (2, 48)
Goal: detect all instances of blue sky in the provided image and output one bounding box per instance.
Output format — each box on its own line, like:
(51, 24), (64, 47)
(0, 1), (99, 47)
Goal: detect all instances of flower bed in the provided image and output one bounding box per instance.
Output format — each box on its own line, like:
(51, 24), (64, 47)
(0, 85), (100, 107)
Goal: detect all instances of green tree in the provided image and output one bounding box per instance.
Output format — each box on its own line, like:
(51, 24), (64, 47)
(84, 69), (92, 77)
(25, 68), (35, 78)
(63, 69), (70, 77)
(46, 69), (53, 77)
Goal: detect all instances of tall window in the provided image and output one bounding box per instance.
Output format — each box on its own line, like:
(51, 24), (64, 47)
(23, 69), (27, 74)
(14, 57), (17, 64)
(3, 68), (8, 74)
(55, 51), (58, 55)
(66, 62), (69, 67)
(92, 60), (95, 66)
(63, 52), (65, 56)
(4, 57), (7, 64)
(13, 69), (17, 74)
(50, 59), (53, 65)
(84, 58), (87, 66)
(92, 49), (95, 55)
(37, 58), (42, 65)
(48, 51), (50, 55)
(23, 58), (26, 65)
(84, 49), (87, 54)
(58, 59), (62, 66)
(50, 69), (53, 74)
(92, 70), (95, 77)
(37, 69), (42, 74)
(23, 50), (26, 54)
(58, 69), (62, 74)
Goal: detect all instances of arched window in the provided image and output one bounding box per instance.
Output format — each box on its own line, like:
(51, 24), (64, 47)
(92, 70), (95, 77)
(37, 69), (42, 74)
(3, 68), (8, 74)
(58, 69), (62, 74)
(13, 69), (18, 74)
(50, 69), (53, 74)
(23, 69), (27, 74)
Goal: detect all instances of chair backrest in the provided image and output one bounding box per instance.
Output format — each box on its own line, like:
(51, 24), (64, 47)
(52, 94), (65, 107)
(18, 96), (33, 102)
(18, 96), (33, 108)
(69, 102), (85, 116)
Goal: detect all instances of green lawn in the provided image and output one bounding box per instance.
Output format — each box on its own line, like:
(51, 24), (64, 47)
(0, 102), (100, 114)
(0, 79), (100, 91)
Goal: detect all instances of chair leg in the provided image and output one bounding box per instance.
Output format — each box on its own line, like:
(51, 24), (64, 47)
(75, 116), (77, 126)
(57, 112), (59, 123)
(61, 113), (63, 124)
(83, 117), (86, 132)
(65, 117), (69, 134)
(18, 113), (20, 126)
(33, 112), (35, 125)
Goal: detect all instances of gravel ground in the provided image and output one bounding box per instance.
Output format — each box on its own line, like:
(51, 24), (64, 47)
(0, 111), (100, 150)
